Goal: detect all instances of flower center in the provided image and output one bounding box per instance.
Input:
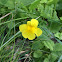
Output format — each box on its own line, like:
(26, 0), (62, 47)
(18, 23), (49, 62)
(27, 26), (36, 33)
(27, 26), (32, 30)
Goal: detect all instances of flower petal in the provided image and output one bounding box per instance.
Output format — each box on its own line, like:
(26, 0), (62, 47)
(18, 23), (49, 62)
(27, 21), (31, 25)
(31, 19), (38, 27)
(22, 30), (35, 40)
(35, 28), (42, 37)
(22, 30), (28, 38)
(28, 32), (35, 40)
(19, 24), (27, 32)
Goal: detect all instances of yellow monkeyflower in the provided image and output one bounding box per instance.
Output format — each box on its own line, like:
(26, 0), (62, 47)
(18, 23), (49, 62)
(19, 19), (42, 40)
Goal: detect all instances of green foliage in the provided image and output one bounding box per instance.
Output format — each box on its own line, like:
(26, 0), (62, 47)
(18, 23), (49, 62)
(20, 0), (35, 6)
(48, 21), (61, 33)
(33, 50), (42, 58)
(55, 32), (62, 40)
(0, 0), (62, 62)
(56, 0), (62, 10)
(43, 40), (54, 51)
(44, 53), (58, 62)
(60, 17), (62, 20)
(29, 0), (40, 11)
(44, 58), (49, 62)
(5, 0), (15, 9)
(38, 4), (54, 19)
(7, 21), (14, 29)
(32, 41), (44, 50)
(53, 43), (62, 51)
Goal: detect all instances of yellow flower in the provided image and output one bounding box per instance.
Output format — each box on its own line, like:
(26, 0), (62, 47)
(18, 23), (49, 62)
(19, 19), (42, 40)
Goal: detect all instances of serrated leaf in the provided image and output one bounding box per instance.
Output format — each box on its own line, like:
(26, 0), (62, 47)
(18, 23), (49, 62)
(29, 0), (40, 11)
(44, 58), (49, 62)
(38, 4), (54, 19)
(44, 53), (57, 62)
(52, 51), (62, 57)
(48, 53), (58, 62)
(49, 21), (61, 33)
(55, 32), (60, 38)
(33, 50), (42, 58)
(53, 43), (62, 51)
(43, 40), (54, 51)
(53, 11), (59, 20)
(55, 32), (62, 40)
(15, 0), (28, 12)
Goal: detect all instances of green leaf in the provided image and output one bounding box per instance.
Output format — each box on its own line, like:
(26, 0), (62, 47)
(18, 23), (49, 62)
(52, 51), (62, 57)
(38, 4), (54, 19)
(40, 0), (48, 3)
(60, 17), (62, 20)
(20, 0), (35, 6)
(0, 0), (8, 4)
(53, 11), (59, 20)
(40, 0), (54, 4)
(48, 21), (61, 33)
(32, 41), (44, 50)
(44, 53), (57, 62)
(29, 0), (40, 11)
(53, 43), (62, 51)
(48, 53), (57, 62)
(43, 40), (54, 51)
(56, 3), (62, 10)
(44, 58), (49, 62)
(55, 32), (60, 38)
(15, 0), (28, 12)
(5, 0), (14, 9)
(33, 50), (42, 58)
(55, 32), (62, 40)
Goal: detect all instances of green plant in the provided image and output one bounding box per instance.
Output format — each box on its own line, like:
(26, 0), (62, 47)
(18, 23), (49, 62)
(0, 0), (62, 62)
